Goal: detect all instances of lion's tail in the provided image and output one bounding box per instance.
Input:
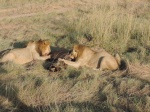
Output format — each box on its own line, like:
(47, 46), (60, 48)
(0, 49), (11, 58)
(115, 54), (150, 82)
(114, 53), (128, 70)
(0, 49), (12, 65)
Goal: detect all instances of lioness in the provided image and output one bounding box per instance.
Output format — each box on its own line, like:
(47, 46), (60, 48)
(0, 39), (51, 64)
(59, 44), (121, 71)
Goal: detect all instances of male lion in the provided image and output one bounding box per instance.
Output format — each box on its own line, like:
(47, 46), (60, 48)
(0, 39), (51, 65)
(59, 44), (122, 71)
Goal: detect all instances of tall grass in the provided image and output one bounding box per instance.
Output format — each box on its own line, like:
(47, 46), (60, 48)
(64, 0), (150, 54)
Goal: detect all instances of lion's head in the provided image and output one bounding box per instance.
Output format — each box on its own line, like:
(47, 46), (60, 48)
(36, 39), (51, 56)
(69, 44), (85, 60)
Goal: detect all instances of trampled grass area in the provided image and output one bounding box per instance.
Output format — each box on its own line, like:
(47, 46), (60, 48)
(0, 0), (150, 112)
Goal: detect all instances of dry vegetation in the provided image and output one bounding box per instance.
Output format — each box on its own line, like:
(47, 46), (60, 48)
(0, 0), (150, 112)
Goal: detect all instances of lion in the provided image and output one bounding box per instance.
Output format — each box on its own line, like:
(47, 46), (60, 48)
(0, 39), (51, 65)
(59, 44), (122, 71)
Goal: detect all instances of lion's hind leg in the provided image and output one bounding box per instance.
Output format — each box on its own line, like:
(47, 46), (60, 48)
(1, 53), (15, 63)
(100, 56), (119, 71)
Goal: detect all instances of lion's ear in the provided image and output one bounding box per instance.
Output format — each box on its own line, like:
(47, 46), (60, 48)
(73, 44), (79, 50)
(43, 41), (46, 45)
(44, 41), (50, 45)
(73, 44), (78, 47)
(37, 39), (42, 44)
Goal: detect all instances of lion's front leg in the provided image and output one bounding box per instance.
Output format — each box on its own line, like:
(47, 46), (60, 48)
(59, 58), (80, 68)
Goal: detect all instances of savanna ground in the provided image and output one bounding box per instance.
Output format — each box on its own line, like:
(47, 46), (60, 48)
(0, 0), (150, 112)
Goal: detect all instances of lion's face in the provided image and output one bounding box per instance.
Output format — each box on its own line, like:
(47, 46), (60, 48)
(69, 50), (78, 60)
(37, 39), (51, 56)
(69, 45), (81, 60)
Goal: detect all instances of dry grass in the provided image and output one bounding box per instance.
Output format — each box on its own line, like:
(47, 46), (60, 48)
(0, 0), (150, 112)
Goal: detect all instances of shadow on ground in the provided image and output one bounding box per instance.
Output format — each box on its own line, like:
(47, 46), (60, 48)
(0, 79), (110, 112)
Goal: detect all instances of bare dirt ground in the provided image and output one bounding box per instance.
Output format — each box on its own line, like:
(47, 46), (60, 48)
(0, 1), (87, 21)
(0, 2), (73, 34)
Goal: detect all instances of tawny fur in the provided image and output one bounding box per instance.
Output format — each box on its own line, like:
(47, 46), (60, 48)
(59, 44), (121, 71)
(0, 39), (51, 65)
